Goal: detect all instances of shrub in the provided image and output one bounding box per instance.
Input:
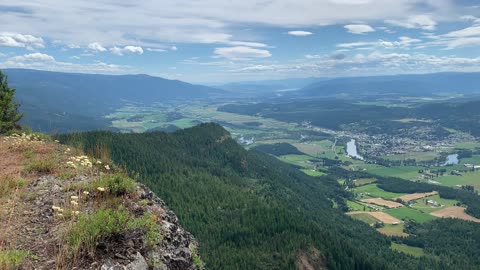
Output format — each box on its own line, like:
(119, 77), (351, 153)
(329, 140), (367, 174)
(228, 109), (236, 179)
(0, 250), (29, 269)
(66, 207), (162, 258)
(0, 177), (25, 198)
(24, 159), (56, 174)
(92, 173), (136, 196)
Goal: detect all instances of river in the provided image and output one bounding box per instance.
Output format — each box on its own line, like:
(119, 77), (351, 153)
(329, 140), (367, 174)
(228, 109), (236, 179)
(346, 139), (364, 160)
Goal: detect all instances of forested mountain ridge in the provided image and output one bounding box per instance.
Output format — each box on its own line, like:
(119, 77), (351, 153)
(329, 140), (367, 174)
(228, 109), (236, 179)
(4, 69), (224, 132)
(295, 72), (480, 97)
(58, 123), (480, 269)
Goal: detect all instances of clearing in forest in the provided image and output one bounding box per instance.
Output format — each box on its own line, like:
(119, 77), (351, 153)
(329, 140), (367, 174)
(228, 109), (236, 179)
(395, 191), (438, 202)
(430, 206), (480, 223)
(361, 198), (403, 209)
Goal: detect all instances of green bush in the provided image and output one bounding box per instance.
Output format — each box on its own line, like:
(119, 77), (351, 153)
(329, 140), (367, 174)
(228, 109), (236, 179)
(67, 207), (162, 257)
(0, 250), (29, 269)
(24, 159), (56, 174)
(92, 173), (136, 196)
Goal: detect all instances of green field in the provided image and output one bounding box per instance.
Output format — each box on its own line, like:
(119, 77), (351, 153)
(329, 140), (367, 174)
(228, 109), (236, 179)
(353, 184), (406, 199)
(385, 207), (437, 223)
(410, 195), (459, 213)
(381, 152), (439, 162)
(350, 213), (379, 225)
(377, 224), (408, 237)
(391, 243), (425, 257)
(347, 200), (369, 211)
(279, 154), (315, 169)
(435, 170), (480, 190)
(354, 178), (377, 186)
(300, 169), (326, 176)
(365, 165), (424, 181)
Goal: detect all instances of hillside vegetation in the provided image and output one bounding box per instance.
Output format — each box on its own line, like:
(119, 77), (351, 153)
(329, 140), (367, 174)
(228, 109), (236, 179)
(0, 132), (203, 269)
(58, 123), (480, 269)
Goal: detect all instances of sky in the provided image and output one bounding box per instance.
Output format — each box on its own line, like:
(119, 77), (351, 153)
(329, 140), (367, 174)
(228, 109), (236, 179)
(1, 0), (480, 83)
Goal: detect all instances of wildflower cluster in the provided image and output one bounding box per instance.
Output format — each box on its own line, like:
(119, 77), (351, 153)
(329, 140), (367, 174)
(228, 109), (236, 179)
(66, 155), (93, 169)
(2, 133), (46, 147)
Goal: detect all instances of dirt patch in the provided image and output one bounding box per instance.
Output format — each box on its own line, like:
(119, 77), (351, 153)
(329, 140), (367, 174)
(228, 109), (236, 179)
(368, 212), (402, 224)
(347, 211), (402, 224)
(296, 247), (326, 270)
(430, 206), (480, 223)
(361, 198), (403, 208)
(395, 191), (438, 202)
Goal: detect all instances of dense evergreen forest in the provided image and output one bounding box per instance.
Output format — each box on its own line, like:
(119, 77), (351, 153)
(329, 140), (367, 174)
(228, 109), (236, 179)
(58, 124), (480, 269)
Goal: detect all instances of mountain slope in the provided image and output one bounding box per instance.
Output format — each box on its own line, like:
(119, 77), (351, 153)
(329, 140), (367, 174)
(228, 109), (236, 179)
(296, 72), (480, 97)
(57, 123), (469, 270)
(4, 69), (224, 132)
(0, 132), (203, 269)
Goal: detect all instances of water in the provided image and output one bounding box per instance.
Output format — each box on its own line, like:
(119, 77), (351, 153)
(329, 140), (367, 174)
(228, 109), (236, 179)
(444, 154), (459, 166)
(346, 139), (364, 160)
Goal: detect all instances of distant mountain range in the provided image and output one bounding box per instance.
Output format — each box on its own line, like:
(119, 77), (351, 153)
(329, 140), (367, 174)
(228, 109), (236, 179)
(295, 72), (480, 98)
(4, 69), (223, 132)
(218, 77), (325, 95)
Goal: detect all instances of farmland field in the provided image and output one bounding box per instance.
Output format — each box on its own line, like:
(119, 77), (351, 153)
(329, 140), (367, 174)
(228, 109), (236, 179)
(430, 206), (480, 222)
(391, 243), (425, 257)
(361, 198), (403, 208)
(366, 166), (424, 180)
(410, 195), (458, 213)
(385, 207), (437, 223)
(354, 184), (406, 199)
(378, 224), (408, 237)
(349, 213), (379, 225)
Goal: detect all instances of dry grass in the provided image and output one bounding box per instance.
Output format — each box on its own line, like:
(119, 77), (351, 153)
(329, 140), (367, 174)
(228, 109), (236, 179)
(361, 198), (404, 209)
(347, 211), (402, 224)
(395, 191), (438, 202)
(430, 206), (480, 223)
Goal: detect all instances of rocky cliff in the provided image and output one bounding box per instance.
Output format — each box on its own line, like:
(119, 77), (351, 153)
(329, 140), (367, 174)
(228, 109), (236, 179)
(0, 133), (204, 269)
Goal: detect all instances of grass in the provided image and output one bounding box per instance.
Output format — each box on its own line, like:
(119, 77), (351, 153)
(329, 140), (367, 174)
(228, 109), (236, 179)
(278, 154), (314, 168)
(89, 173), (136, 196)
(365, 166), (424, 181)
(0, 250), (29, 269)
(436, 170), (480, 190)
(347, 200), (369, 211)
(300, 169), (325, 176)
(354, 178), (377, 186)
(0, 177), (25, 199)
(66, 206), (161, 259)
(385, 207), (437, 223)
(410, 195), (458, 213)
(391, 243), (425, 257)
(381, 152), (439, 162)
(377, 224), (408, 237)
(350, 213), (379, 225)
(24, 158), (56, 174)
(353, 184), (406, 200)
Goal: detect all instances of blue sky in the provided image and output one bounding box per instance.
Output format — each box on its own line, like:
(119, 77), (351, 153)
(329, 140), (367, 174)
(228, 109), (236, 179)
(1, 0), (480, 83)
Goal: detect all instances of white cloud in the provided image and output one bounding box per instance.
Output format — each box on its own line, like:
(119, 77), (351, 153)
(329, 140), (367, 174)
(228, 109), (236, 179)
(337, 36), (421, 49)
(110, 45), (144, 56)
(7, 53), (54, 63)
(0, 1), (461, 48)
(386, 15), (437, 31)
(87, 42), (107, 52)
(146, 48), (166, 52)
(214, 46), (271, 59)
(344, 24), (375, 34)
(0, 32), (44, 49)
(444, 26), (480, 38)
(226, 41), (268, 47)
(305, 54), (323, 59)
(2, 53), (130, 74)
(287, 31), (313, 36)
(170, 46), (178, 51)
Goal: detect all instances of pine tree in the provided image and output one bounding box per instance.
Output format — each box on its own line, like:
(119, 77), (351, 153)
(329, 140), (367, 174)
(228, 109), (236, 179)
(0, 70), (23, 133)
